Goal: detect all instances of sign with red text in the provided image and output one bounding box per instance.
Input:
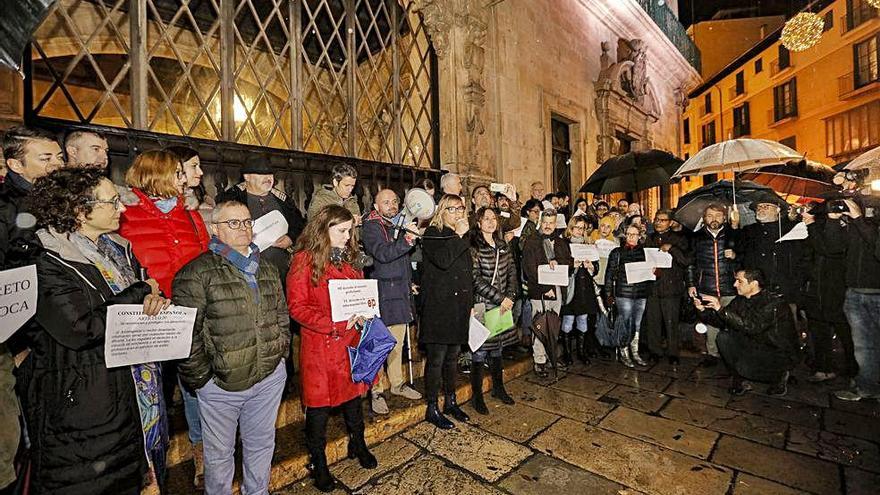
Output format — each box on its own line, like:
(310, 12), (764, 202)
(0, 265), (37, 342)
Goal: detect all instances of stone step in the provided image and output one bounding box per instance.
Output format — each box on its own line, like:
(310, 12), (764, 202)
(164, 357), (534, 494)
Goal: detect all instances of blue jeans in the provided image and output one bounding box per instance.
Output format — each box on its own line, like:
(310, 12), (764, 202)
(520, 298), (533, 339)
(616, 297), (647, 344)
(179, 375), (202, 445)
(843, 290), (880, 396)
(197, 361), (286, 495)
(472, 348), (502, 363)
(562, 314), (588, 334)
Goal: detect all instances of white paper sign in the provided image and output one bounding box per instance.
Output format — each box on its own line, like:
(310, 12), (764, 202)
(777, 222), (809, 242)
(624, 261), (656, 283)
(468, 316), (491, 352)
(595, 239), (618, 258)
(328, 279), (380, 322)
(512, 217), (529, 237)
(104, 305), (197, 368)
(570, 243), (600, 262)
(252, 210), (289, 252)
(556, 214), (567, 230)
(0, 265), (37, 343)
(644, 248), (673, 268)
(537, 264), (570, 286)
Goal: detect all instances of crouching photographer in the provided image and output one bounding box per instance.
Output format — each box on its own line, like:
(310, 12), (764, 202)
(806, 180), (880, 401)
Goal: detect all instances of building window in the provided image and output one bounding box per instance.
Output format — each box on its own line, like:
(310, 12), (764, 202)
(733, 103), (750, 137)
(551, 117), (572, 198)
(683, 117), (691, 144)
(854, 35), (880, 88)
(28, 0), (439, 168)
(773, 79), (798, 121)
(823, 10), (834, 32)
(847, 0), (879, 31)
(701, 121), (716, 147)
(779, 136), (797, 150)
(735, 71), (745, 95)
(704, 93), (712, 114)
(754, 58), (763, 74)
(778, 45), (791, 70)
(825, 100), (880, 157)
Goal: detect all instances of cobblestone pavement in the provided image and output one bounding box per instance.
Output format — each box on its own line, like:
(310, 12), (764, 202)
(275, 357), (879, 495)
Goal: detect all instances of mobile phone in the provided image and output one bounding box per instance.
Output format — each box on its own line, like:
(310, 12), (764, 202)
(490, 182), (506, 193)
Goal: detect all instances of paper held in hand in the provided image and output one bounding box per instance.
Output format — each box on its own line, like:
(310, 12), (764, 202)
(0, 265), (37, 343)
(594, 239), (618, 258)
(777, 222), (808, 242)
(569, 243), (600, 262)
(512, 217), (528, 237)
(329, 279), (381, 322)
(252, 210), (289, 252)
(537, 264), (570, 286)
(468, 316), (491, 352)
(624, 261), (656, 283)
(104, 305), (197, 368)
(644, 248), (673, 268)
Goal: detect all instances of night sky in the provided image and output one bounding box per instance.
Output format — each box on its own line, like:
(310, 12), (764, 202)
(678, 0), (812, 28)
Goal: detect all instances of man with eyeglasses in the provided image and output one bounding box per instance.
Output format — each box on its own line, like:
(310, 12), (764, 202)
(173, 200), (290, 495)
(643, 209), (693, 364)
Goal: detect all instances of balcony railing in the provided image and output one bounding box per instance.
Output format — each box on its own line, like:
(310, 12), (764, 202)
(770, 59), (793, 77)
(839, 70), (880, 98)
(635, 0), (702, 73)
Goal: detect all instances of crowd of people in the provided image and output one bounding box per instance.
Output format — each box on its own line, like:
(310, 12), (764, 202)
(0, 124), (878, 495)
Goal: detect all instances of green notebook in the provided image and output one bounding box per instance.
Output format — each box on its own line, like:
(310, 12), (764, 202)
(484, 307), (515, 337)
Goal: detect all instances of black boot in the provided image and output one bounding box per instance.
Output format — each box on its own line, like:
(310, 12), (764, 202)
(346, 434), (378, 469)
(305, 408), (335, 492)
(575, 332), (590, 364)
(309, 450), (335, 492)
(489, 357), (515, 405)
(341, 398), (377, 469)
(560, 333), (573, 367)
(470, 364), (489, 414)
(425, 400), (454, 429)
(443, 393), (470, 422)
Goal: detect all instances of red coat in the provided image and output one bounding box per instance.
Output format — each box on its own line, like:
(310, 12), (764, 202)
(287, 251), (371, 408)
(119, 188), (210, 297)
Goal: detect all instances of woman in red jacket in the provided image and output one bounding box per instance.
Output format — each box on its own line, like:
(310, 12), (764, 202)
(287, 205), (377, 493)
(119, 149), (210, 297)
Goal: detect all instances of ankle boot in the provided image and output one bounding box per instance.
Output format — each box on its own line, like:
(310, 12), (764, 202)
(470, 365), (489, 415)
(618, 347), (635, 368)
(347, 433), (378, 469)
(425, 400), (454, 429)
(308, 450), (335, 492)
(489, 357), (515, 405)
(629, 332), (648, 366)
(443, 393), (470, 422)
(560, 334), (573, 366)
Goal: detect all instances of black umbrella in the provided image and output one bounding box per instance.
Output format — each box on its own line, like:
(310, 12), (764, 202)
(531, 299), (562, 377)
(580, 150), (683, 194)
(674, 180), (788, 231)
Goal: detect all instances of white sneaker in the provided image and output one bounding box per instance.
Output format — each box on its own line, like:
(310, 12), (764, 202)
(371, 393), (389, 414)
(806, 371), (837, 383)
(390, 384), (422, 400)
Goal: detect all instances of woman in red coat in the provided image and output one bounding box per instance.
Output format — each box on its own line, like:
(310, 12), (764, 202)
(287, 204), (377, 493)
(119, 149), (210, 297)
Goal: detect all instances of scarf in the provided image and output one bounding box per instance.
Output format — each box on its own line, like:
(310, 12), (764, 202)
(68, 233), (167, 460)
(540, 231), (556, 261)
(209, 236), (261, 301)
(153, 196), (178, 214)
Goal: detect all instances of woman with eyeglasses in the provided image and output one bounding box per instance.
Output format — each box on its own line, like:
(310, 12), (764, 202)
(560, 216), (601, 364)
(118, 149), (210, 488)
(419, 194), (473, 429)
(604, 224), (653, 368)
(20, 169), (171, 495)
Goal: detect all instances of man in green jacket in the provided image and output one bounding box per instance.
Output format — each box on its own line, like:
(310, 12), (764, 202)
(173, 200), (290, 495)
(307, 163), (361, 222)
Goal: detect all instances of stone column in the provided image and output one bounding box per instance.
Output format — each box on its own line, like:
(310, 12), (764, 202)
(415, 0), (493, 189)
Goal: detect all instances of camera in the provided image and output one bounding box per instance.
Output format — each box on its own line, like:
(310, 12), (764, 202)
(827, 200), (849, 214)
(833, 169), (869, 186)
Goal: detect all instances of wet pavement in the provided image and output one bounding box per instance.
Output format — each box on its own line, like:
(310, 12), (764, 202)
(275, 356), (879, 495)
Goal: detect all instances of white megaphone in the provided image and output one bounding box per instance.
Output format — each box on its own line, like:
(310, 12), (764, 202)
(392, 188), (437, 238)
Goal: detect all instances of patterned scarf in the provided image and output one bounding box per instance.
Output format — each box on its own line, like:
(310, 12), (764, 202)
(209, 236), (261, 301)
(67, 233), (167, 463)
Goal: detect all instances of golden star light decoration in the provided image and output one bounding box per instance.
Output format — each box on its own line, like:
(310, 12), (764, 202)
(781, 12), (825, 52)
(868, 0), (880, 9)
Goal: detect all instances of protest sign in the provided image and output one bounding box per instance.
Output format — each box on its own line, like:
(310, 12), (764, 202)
(252, 210), (289, 252)
(104, 305), (197, 367)
(624, 261), (656, 283)
(468, 316), (490, 352)
(537, 264), (569, 286)
(570, 243), (600, 262)
(329, 279), (380, 322)
(644, 248), (673, 268)
(0, 265), (37, 343)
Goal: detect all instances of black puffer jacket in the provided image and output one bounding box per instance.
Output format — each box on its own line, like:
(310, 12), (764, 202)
(17, 230), (149, 495)
(0, 173), (40, 268)
(700, 289), (799, 361)
(645, 230), (692, 298)
(604, 244), (653, 299)
(687, 226), (738, 297)
(471, 234), (520, 349)
(173, 251), (291, 392)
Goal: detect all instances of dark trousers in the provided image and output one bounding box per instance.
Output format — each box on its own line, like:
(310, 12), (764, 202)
(717, 332), (793, 384)
(643, 296), (682, 357)
(304, 397), (363, 457)
(424, 343), (459, 401)
(810, 319), (858, 376)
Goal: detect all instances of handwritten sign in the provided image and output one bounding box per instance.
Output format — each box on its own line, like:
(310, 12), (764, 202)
(104, 305), (197, 367)
(0, 265), (37, 342)
(329, 279), (380, 322)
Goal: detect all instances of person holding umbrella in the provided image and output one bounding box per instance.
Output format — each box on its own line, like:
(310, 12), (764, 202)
(286, 205), (377, 492)
(604, 225), (653, 368)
